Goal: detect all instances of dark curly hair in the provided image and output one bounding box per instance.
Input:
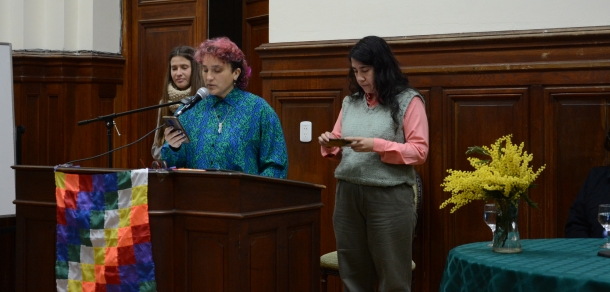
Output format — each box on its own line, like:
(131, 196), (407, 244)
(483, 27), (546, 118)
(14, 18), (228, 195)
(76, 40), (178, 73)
(347, 36), (416, 132)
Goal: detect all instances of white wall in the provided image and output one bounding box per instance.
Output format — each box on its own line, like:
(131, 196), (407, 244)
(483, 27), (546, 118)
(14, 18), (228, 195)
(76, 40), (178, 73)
(270, 0), (610, 43)
(0, 43), (16, 216)
(0, 0), (121, 53)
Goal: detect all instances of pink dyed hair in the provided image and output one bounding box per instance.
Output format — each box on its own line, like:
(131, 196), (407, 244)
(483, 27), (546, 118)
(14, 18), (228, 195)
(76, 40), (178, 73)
(194, 37), (252, 90)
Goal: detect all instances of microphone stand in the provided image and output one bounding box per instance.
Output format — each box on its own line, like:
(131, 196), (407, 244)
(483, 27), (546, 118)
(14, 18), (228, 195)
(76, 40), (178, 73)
(77, 99), (185, 168)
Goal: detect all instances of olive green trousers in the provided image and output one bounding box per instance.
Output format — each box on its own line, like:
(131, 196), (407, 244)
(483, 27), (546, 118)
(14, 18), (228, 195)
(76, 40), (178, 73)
(333, 180), (416, 292)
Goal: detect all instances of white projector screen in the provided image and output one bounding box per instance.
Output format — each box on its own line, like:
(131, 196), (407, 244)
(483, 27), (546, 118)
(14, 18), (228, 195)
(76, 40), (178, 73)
(0, 42), (16, 215)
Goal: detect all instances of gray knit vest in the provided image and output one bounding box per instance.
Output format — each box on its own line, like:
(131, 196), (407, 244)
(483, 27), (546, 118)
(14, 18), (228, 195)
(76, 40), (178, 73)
(335, 89), (421, 187)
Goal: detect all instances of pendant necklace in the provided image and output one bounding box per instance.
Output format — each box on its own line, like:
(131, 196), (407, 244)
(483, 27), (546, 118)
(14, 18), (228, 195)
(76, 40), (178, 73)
(213, 106), (232, 134)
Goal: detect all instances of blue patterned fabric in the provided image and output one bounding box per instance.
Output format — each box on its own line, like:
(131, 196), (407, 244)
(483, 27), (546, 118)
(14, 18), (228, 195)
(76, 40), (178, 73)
(160, 88), (288, 178)
(440, 239), (610, 292)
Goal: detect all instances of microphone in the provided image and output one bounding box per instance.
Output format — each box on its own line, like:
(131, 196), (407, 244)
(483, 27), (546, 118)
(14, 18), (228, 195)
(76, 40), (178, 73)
(175, 87), (209, 116)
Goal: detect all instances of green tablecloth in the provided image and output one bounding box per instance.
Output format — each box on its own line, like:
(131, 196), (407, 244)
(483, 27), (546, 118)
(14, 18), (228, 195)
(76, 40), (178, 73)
(440, 238), (610, 292)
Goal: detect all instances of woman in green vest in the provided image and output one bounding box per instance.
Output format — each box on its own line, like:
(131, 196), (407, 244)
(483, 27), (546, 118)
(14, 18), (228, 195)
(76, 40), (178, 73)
(318, 35), (429, 292)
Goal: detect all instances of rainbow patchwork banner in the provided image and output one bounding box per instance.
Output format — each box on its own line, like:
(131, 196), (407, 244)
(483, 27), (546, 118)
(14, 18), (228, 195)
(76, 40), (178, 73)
(55, 169), (157, 292)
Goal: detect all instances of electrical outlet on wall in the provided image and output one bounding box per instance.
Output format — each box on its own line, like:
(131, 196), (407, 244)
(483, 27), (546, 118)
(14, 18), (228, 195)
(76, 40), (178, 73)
(300, 121), (312, 142)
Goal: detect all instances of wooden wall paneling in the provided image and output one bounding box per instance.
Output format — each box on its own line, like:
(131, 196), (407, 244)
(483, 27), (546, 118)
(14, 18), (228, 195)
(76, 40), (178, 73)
(248, 230), (277, 292)
(443, 87), (529, 247)
(287, 223), (315, 291)
(271, 90), (342, 289)
(12, 53), (125, 168)
(15, 205), (56, 291)
(526, 84), (545, 239)
(545, 86), (610, 238)
(421, 86), (444, 291)
(21, 83), (42, 165)
(243, 0), (269, 98)
(240, 210), (320, 292)
(178, 216), (232, 292)
(411, 89), (429, 292)
(0, 215), (16, 292)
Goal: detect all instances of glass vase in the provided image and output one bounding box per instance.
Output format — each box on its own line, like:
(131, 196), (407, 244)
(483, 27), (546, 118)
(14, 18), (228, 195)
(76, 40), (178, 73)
(492, 199), (522, 253)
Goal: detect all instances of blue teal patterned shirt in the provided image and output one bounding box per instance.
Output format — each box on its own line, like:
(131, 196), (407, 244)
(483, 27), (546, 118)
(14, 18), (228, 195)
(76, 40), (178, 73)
(160, 88), (288, 178)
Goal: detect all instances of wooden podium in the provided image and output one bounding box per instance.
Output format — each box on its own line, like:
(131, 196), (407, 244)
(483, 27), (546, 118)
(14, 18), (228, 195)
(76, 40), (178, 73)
(13, 166), (324, 292)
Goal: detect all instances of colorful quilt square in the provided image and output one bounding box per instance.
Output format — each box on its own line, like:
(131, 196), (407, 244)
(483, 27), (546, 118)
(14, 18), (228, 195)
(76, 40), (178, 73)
(55, 172), (66, 189)
(104, 191), (119, 210)
(77, 191), (94, 210)
(90, 191), (105, 211)
(94, 247), (106, 265)
(117, 172), (132, 190)
(66, 226), (81, 245)
(80, 245), (94, 264)
(56, 242), (68, 261)
(82, 281), (96, 292)
(139, 281), (157, 292)
(56, 188), (66, 208)
(118, 189), (132, 209)
(78, 174), (93, 192)
(134, 243), (153, 265)
(76, 210), (91, 229)
(104, 173), (118, 192)
(130, 205), (148, 226)
(68, 261), (83, 280)
(95, 283), (107, 292)
(119, 282), (139, 292)
(105, 228), (118, 247)
(136, 262), (156, 282)
(131, 185), (148, 206)
(95, 265), (106, 284)
(79, 229), (93, 247)
(90, 210), (105, 229)
(104, 209), (119, 229)
(131, 224), (151, 244)
(56, 279), (68, 292)
(68, 279), (82, 292)
(64, 173), (80, 192)
(106, 284), (121, 292)
(105, 247), (118, 266)
(56, 225), (69, 244)
(65, 209), (79, 228)
(81, 263), (95, 282)
(92, 174), (105, 192)
(117, 246), (136, 266)
(118, 264), (138, 283)
(104, 266), (121, 284)
(117, 227), (133, 247)
(64, 190), (79, 210)
(118, 208), (131, 228)
(56, 260), (69, 279)
(68, 244), (81, 262)
(90, 229), (106, 247)
(57, 207), (67, 226)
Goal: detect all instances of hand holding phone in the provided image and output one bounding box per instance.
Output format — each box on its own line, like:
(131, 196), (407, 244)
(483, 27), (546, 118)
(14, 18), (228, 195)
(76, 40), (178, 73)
(163, 116), (190, 144)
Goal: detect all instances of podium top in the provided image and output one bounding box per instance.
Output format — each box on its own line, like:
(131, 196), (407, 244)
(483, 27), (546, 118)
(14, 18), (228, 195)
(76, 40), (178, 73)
(12, 165), (326, 189)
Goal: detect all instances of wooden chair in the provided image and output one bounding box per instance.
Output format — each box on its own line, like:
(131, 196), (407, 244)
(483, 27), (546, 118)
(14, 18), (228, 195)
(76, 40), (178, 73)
(320, 171), (423, 292)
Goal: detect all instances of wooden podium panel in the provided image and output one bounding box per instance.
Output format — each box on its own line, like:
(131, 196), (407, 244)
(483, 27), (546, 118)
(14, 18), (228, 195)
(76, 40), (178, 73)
(13, 166), (324, 292)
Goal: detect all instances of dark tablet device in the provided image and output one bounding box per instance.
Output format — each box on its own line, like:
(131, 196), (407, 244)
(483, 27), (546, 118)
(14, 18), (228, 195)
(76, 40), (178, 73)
(163, 116), (190, 143)
(327, 138), (352, 147)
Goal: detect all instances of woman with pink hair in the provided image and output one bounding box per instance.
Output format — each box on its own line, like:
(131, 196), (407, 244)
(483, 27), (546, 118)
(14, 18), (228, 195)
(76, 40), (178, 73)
(161, 37), (288, 178)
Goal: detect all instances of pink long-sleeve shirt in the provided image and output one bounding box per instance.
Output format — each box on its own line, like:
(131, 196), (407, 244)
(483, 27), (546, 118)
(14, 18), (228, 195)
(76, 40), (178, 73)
(321, 95), (429, 165)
